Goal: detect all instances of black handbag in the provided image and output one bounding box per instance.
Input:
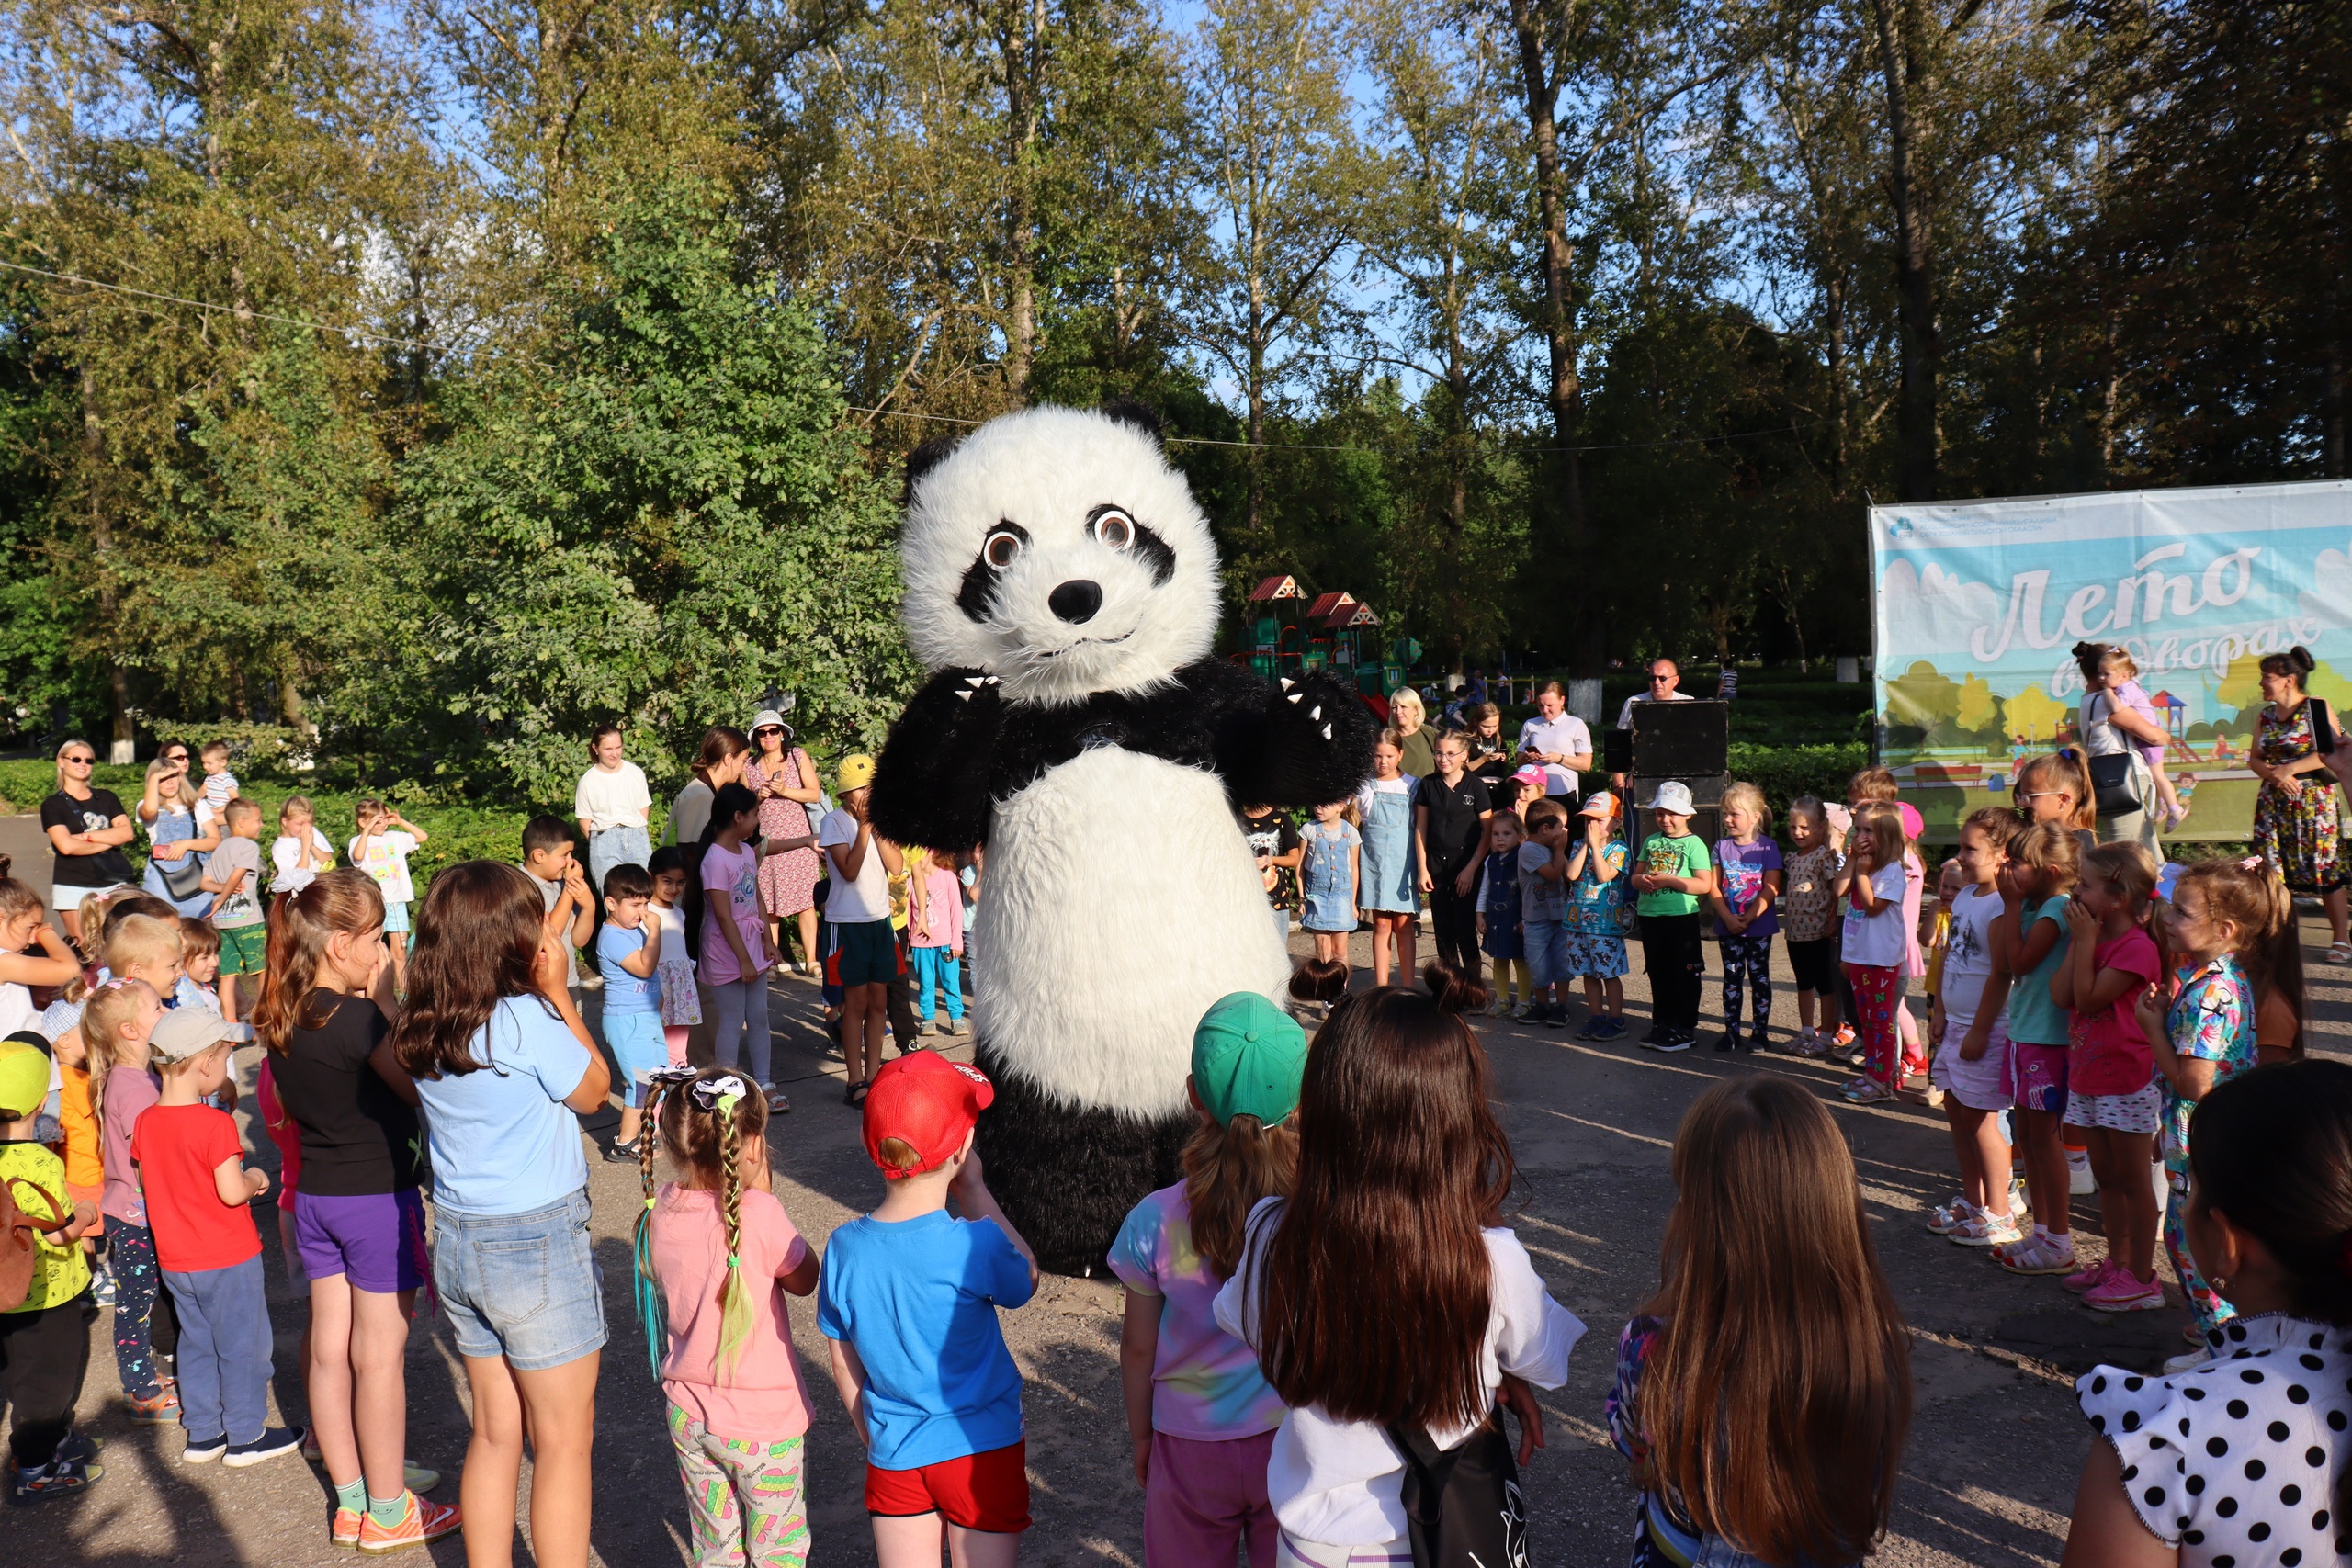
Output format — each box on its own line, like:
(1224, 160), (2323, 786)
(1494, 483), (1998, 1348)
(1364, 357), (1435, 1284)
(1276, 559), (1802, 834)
(1385, 1410), (1530, 1568)
(154, 847), (207, 899)
(2086, 751), (2143, 817)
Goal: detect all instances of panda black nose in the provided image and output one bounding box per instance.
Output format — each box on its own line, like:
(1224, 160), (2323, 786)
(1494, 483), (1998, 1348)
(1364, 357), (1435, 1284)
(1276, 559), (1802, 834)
(1048, 580), (1102, 624)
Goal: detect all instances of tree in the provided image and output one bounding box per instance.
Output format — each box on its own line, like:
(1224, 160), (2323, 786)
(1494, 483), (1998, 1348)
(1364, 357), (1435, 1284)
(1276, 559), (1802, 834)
(369, 183), (913, 800)
(1182, 0), (1363, 586)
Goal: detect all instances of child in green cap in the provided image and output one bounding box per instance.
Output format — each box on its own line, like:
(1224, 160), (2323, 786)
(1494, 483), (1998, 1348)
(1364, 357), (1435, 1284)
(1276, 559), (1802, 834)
(1110, 991), (1306, 1566)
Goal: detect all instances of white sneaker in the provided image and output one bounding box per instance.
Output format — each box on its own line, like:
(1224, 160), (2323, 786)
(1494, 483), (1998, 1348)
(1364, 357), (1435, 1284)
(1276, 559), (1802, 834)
(2164, 1348), (2211, 1374)
(1511, 1002), (1534, 1021)
(2068, 1147), (2097, 1196)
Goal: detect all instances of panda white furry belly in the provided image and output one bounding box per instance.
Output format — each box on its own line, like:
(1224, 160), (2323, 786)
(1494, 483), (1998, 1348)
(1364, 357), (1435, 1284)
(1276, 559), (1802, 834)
(867, 400), (1377, 1270)
(978, 747), (1290, 1118)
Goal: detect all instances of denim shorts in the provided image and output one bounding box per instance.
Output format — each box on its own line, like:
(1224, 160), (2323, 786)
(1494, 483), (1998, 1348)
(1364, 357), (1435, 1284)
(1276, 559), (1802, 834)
(383, 899), (411, 935)
(432, 1188), (605, 1371)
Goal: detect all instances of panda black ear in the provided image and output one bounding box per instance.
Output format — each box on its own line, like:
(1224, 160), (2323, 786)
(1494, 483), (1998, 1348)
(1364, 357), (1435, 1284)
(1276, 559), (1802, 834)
(900, 436), (961, 509)
(1099, 398), (1164, 447)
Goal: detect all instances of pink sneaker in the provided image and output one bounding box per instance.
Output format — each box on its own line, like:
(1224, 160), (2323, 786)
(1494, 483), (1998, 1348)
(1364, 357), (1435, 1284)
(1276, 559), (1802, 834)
(2062, 1256), (2114, 1293)
(2084, 1269), (2166, 1313)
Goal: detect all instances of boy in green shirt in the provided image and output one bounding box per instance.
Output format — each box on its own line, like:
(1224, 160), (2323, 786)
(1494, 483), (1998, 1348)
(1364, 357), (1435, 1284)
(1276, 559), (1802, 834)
(1632, 782), (1714, 1052)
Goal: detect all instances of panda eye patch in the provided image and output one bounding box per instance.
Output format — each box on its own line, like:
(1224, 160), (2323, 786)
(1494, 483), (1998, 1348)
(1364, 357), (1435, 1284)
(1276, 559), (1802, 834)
(1090, 509), (1135, 549)
(984, 529), (1024, 569)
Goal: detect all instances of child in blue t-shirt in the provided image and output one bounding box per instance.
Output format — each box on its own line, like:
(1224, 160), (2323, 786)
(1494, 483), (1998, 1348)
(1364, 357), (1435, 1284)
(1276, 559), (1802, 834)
(819, 1052), (1039, 1556)
(595, 863), (665, 1161)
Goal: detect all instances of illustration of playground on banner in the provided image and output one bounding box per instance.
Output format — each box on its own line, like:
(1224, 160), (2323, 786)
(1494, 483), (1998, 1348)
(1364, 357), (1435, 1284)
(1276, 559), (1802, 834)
(1868, 481), (2352, 841)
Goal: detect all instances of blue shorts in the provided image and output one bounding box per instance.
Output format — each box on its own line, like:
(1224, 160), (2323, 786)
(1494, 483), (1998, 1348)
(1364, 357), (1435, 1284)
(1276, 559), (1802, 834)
(602, 1009), (666, 1107)
(433, 1188), (605, 1371)
(1564, 930), (1628, 979)
(383, 900), (411, 935)
(1524, 919), (1569, 989)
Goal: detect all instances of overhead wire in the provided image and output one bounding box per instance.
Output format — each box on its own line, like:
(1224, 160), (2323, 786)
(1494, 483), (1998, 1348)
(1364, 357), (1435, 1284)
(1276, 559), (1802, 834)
(0, 256), (1829, 457)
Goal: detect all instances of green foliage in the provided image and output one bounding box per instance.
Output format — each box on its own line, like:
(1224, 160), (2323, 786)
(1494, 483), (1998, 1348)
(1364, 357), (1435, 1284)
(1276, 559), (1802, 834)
(1725, 743), (1871, 829)
(356, 181), (915, 803)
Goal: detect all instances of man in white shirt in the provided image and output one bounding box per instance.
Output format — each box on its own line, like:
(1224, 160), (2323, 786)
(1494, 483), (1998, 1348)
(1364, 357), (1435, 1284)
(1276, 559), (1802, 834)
(1615, 657), (1695, 730)
(1514, 680), (1593, 802)
(575, 723), (653, 892)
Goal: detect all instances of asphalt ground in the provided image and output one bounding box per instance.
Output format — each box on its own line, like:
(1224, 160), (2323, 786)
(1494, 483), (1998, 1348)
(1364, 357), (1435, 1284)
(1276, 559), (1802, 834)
(6, 807), (2346, 1567)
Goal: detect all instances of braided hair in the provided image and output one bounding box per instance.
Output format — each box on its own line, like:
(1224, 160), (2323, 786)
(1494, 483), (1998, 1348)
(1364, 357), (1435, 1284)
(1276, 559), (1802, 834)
(633, 1066), (769, 1382)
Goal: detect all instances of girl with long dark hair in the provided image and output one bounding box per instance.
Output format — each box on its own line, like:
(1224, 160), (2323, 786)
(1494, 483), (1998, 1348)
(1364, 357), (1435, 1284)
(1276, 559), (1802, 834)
(1212, 966), (1579, 1562)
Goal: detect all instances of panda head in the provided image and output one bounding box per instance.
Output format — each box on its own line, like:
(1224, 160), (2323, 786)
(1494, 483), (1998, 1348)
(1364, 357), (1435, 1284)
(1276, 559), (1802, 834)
(899, 402), (1221, 706)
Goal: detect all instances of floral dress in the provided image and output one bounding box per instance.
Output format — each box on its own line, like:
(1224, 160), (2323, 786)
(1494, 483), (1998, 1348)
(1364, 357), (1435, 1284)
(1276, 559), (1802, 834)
(2162, 953), (2256, 1334)
(744, 752), (821, 919)
(2251, 700), (2346, 894)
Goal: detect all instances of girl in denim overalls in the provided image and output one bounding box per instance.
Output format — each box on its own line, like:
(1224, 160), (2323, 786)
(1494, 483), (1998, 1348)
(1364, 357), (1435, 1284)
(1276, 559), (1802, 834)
(1353, 731), (1420, 987)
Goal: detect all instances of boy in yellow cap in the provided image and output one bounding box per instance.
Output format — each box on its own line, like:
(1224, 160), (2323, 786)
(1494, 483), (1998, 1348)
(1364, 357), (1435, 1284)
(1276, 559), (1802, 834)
(818, 755), (904, 1107)
(0, 1034), (104, 1503)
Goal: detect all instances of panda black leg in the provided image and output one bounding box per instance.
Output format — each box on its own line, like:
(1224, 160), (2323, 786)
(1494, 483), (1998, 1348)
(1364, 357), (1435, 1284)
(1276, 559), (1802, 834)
(972, 1039), (1190, 1277)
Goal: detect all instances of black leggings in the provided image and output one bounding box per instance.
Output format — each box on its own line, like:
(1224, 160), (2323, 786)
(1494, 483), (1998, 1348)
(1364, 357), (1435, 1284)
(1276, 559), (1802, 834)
(1641, 912), (1705, 1032)
(1428, 878), (1480, 976)
(0, 1292), (96, 1467)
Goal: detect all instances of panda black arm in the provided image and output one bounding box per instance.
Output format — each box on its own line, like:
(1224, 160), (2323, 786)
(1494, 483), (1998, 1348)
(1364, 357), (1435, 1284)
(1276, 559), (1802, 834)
(870, 667), (1006, 853)
(1189, 660), (1380, 809)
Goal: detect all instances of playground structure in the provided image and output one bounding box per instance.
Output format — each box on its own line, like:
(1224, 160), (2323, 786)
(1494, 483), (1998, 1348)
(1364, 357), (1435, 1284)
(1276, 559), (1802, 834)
(1240, 576), (1402, 698)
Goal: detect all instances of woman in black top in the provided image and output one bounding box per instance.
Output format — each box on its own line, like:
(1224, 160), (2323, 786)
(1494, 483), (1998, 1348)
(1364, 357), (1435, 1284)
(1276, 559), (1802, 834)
(1416, 731), (1496, 977)
(40, 738), (137, 942)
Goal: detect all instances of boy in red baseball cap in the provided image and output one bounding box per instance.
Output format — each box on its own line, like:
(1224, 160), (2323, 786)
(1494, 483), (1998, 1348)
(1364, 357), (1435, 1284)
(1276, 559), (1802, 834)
(818, 1052), (1040, 1564)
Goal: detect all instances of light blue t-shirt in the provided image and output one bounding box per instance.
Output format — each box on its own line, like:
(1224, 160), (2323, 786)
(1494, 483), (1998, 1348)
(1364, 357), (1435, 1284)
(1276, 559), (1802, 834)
(816, 1209), (1035, 1471)
(413, 995), (592, 1216)
(594, 924), (659, 1015)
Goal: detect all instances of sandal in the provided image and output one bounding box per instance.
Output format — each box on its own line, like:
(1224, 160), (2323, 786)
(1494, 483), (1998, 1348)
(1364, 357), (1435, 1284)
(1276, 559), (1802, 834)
(764, 1086), (791, 1115)
(1840, 1077), (1896, 1106)
(843, 1079), (869, 1107)
(2327, 942), (2352, 966)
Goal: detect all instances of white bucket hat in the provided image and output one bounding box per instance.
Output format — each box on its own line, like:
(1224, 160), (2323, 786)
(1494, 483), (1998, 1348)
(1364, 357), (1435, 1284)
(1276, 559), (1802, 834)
(1641, 780), (1696, 816)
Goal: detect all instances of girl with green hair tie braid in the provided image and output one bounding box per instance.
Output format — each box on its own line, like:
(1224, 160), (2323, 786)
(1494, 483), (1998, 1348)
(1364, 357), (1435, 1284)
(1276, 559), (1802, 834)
(637, 1065), (822, 1566)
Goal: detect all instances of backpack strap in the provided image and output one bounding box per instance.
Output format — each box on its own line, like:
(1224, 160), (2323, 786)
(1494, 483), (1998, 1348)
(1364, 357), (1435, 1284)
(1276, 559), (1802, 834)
(6, 1175), (73, 1235)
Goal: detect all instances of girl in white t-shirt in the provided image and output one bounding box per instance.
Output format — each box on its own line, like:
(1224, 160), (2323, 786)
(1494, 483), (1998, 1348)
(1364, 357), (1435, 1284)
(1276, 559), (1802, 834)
(1927, 807), (2022, 1247)
(1834, 804), (1911, 1105)
(0, 858), (82, 1040)
(1214, 968), (1580, 1562)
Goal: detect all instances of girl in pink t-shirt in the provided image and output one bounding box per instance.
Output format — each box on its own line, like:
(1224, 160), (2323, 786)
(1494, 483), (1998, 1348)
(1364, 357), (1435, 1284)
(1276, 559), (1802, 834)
(2051, 842), (2165, 1314)
(637, 1066), (819, 1566)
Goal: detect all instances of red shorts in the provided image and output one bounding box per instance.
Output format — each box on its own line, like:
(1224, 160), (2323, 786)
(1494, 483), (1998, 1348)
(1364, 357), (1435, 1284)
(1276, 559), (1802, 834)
(865, 1440), (1030, 1533)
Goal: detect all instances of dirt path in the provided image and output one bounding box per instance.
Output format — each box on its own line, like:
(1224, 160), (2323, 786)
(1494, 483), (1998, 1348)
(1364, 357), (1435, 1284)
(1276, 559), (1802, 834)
(17, 919), (2347, 1566)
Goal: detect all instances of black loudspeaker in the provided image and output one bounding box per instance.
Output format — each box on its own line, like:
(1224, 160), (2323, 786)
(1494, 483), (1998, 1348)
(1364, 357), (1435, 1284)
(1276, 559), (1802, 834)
(1629, 700), (1729, 780)
(1603, 727), (1633, 775)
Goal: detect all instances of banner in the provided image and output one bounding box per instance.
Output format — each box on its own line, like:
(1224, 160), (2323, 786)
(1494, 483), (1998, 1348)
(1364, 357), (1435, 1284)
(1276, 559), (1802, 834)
(1868, 479), (2352, 840)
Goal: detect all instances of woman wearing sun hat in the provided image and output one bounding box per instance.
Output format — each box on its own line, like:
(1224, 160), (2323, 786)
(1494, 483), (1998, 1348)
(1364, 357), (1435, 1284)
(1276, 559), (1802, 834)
(743, 709), (824, 976)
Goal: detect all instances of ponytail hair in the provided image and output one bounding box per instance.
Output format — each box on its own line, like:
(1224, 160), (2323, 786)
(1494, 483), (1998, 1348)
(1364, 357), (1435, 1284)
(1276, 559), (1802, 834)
(254, 868), (386, 1053)
(2015, 751), (2097, 831)
(2080, 842), (2158, 929)
(1182, 1111), (1299, 1280)
(638, 1066), (769, 1383)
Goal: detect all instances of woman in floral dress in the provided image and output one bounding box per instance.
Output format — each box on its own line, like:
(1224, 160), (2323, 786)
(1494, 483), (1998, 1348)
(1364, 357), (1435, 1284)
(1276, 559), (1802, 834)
(2247, 646), (2348, 962)
(743, 711), (824, 975)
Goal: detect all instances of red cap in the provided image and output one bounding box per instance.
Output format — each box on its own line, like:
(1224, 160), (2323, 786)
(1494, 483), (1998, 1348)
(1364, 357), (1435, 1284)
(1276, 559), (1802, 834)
(862, 1052), (995, 1179)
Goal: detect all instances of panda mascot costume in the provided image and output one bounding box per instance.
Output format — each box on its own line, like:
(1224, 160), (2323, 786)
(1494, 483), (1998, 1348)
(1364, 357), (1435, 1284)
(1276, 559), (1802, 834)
(869, 401), (1378, 1273)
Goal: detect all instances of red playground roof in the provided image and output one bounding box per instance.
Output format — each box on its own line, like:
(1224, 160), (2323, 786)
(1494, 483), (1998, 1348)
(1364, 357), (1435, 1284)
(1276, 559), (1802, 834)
(1248, 575), (1301, 602)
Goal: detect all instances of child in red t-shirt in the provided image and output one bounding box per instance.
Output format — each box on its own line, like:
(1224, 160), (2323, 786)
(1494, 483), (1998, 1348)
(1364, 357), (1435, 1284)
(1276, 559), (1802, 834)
(130, 1008), (301, 1465)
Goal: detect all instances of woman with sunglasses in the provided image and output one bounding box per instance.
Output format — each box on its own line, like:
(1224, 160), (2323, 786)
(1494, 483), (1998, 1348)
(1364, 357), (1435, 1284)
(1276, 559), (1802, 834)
(743, 711), (824, 977)
(40, 739), (138, 942)
(138, 742), (220, 917)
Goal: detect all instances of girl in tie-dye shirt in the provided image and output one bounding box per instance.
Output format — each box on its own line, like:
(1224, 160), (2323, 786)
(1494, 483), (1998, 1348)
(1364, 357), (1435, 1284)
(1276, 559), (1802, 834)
(2143, 860), (2264, 1338)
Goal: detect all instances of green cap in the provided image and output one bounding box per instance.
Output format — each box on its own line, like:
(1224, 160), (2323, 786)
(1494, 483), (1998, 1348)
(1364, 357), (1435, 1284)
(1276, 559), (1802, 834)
(1191, 993), (1307, 1128)
(0, 1037), (51, 1122)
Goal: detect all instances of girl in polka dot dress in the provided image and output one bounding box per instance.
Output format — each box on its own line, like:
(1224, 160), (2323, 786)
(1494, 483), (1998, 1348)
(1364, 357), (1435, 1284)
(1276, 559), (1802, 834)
(2068, 1058), (2352, 1567)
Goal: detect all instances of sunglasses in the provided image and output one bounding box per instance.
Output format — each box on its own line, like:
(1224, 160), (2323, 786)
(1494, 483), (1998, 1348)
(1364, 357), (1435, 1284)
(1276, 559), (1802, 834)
(1649, 674), (1675, 683)
(754, 727), (783, 736)
(62, 755), (95, 765)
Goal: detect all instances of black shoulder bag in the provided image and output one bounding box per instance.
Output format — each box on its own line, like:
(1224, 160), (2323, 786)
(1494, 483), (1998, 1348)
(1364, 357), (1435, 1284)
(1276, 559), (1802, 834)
(2080, 697), (2149, 817)
(1385, 1409), (1530, 1568)
(2307, 698), (2340, 788)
